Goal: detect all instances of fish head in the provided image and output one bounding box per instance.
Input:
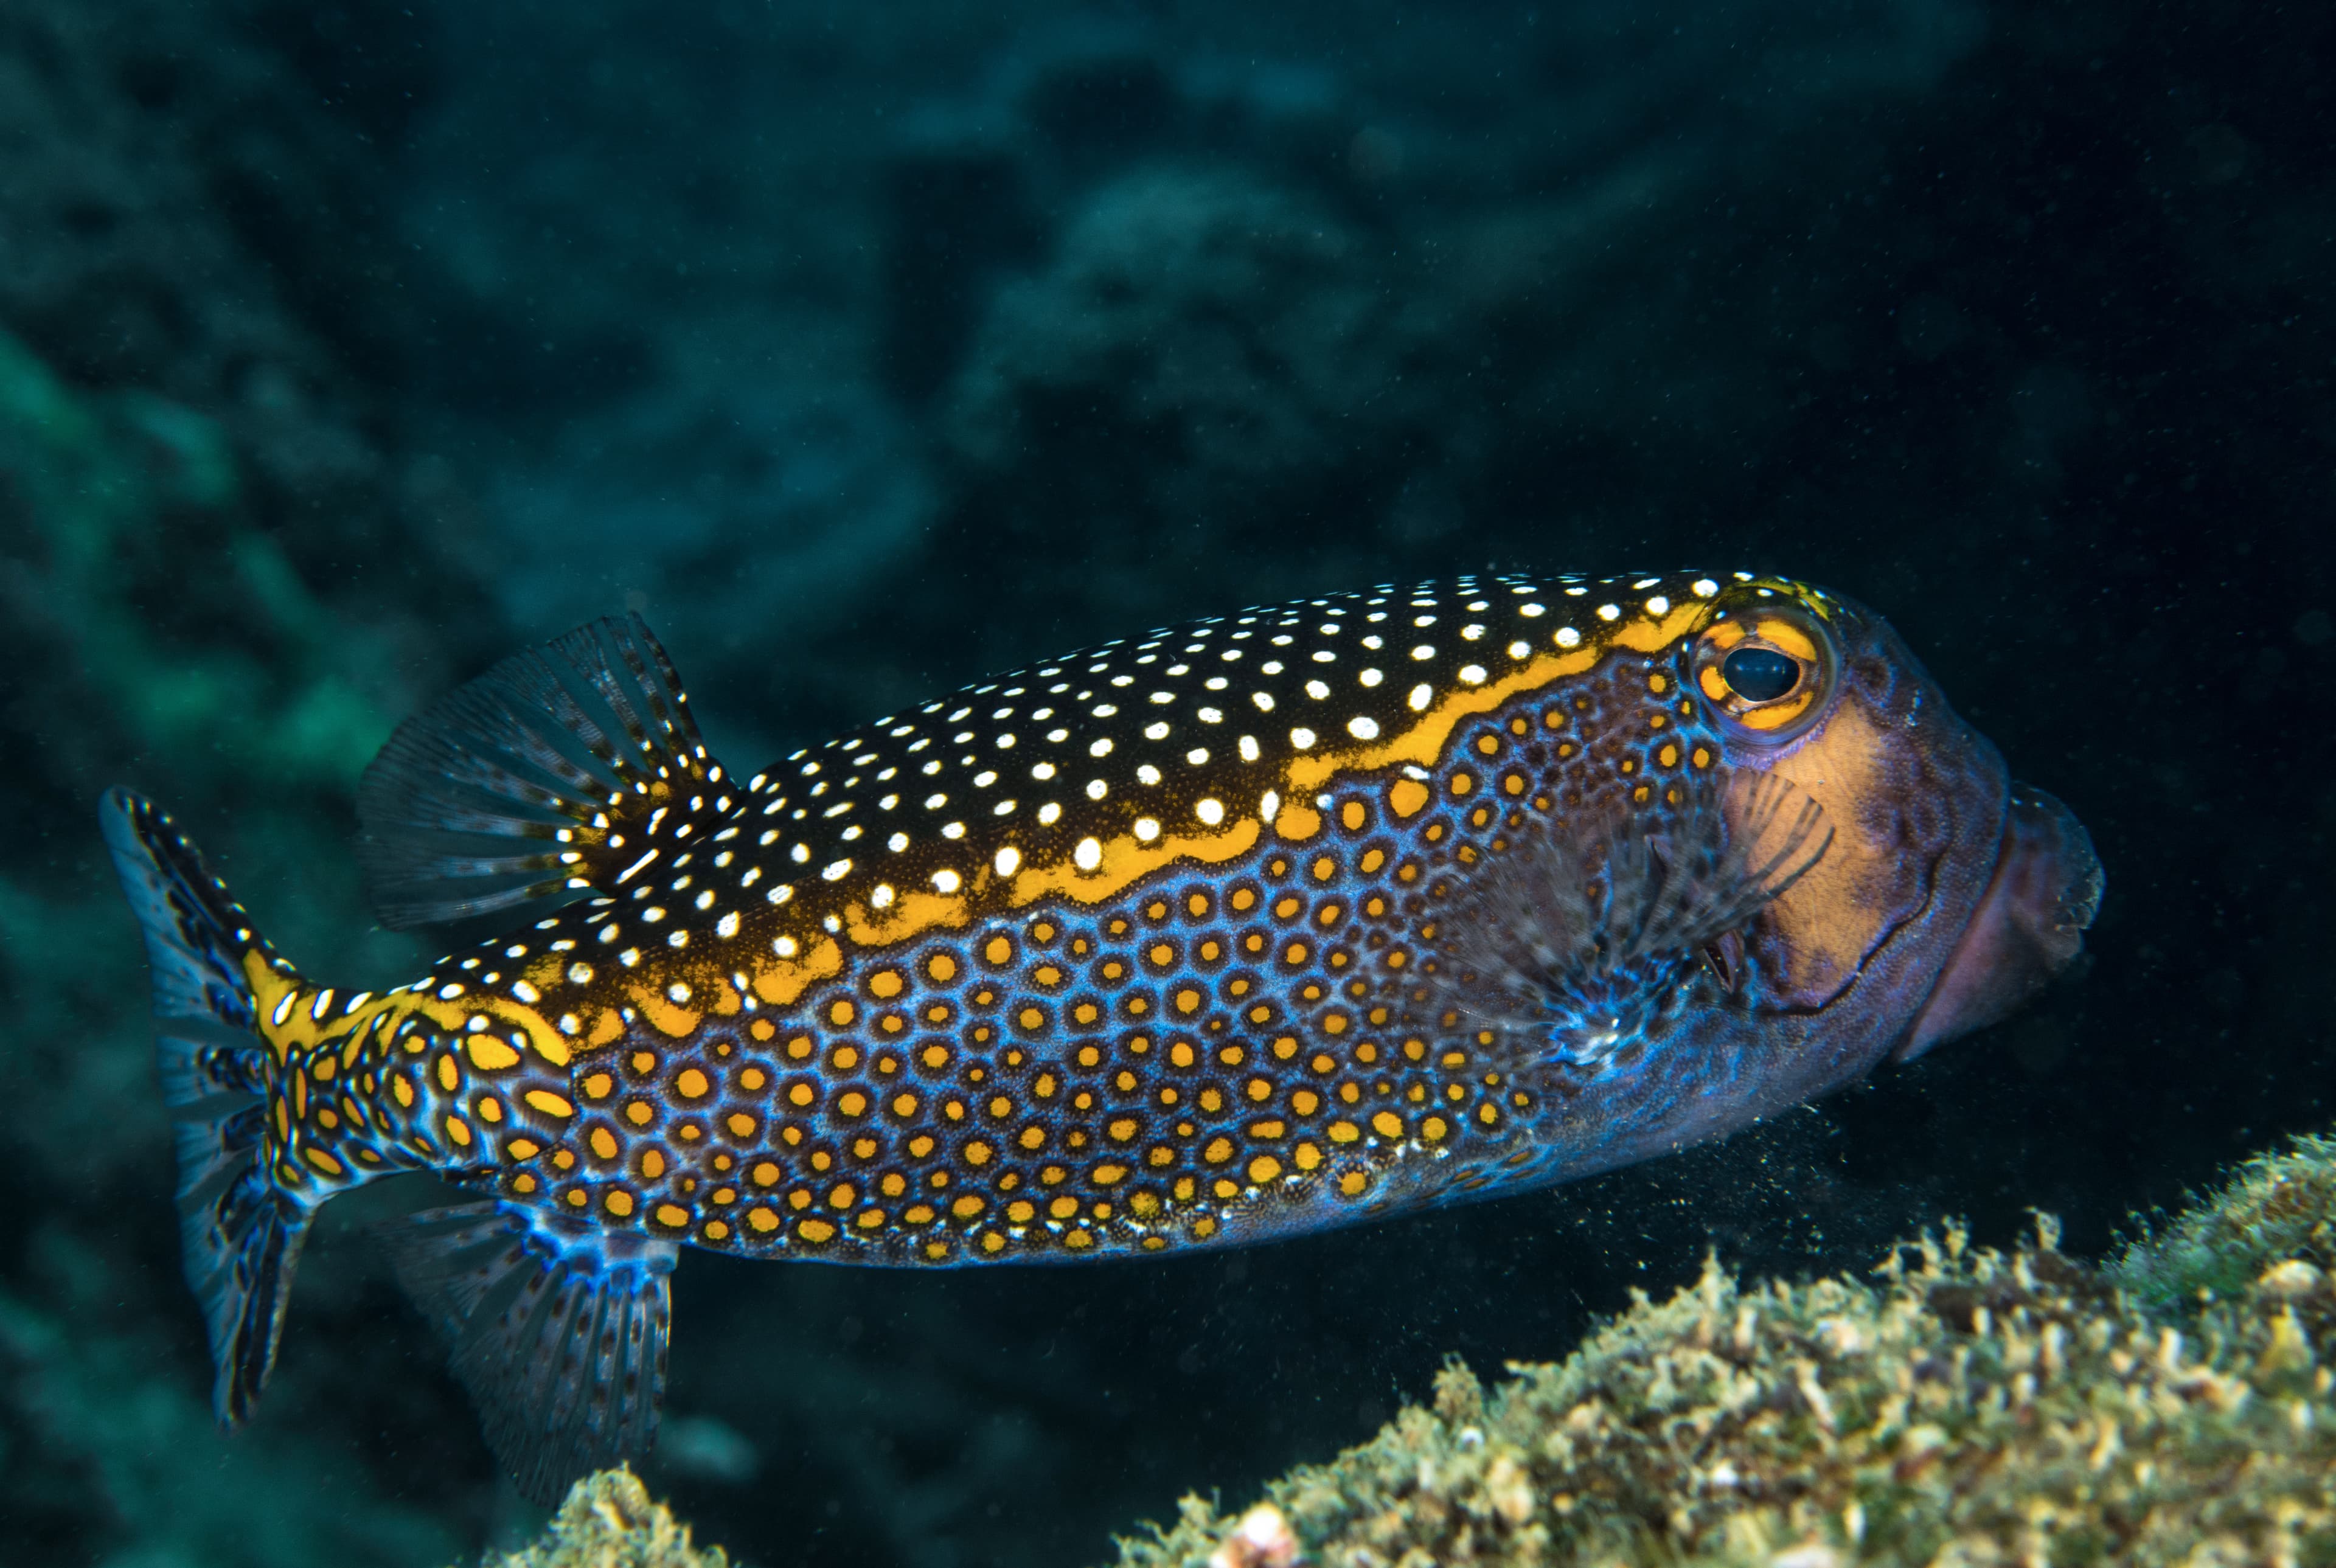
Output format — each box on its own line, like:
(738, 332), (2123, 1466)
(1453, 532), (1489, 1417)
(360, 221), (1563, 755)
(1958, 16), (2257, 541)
(1688, 577), (2102, 1090)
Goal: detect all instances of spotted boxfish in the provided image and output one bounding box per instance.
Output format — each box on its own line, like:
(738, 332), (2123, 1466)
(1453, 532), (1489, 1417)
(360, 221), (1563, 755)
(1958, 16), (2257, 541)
(103, 570), (2101, 1500)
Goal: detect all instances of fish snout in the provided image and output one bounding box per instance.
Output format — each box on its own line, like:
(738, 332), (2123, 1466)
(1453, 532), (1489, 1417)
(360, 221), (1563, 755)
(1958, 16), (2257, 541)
(1897, 783), (2102, 1061)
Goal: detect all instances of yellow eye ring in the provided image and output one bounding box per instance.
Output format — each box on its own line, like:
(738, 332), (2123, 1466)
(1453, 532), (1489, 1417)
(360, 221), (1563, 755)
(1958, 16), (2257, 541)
(1691, 602), (1836, 741)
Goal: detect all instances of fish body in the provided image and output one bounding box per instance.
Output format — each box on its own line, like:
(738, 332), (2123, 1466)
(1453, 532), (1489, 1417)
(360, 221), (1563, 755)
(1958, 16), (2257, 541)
(103, 569), (2100, 1499)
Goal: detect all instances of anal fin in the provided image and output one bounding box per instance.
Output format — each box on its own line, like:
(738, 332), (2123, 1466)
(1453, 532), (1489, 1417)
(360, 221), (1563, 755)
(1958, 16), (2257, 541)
(357, 614), (733, 929)
(381, 1202), (678, 1504)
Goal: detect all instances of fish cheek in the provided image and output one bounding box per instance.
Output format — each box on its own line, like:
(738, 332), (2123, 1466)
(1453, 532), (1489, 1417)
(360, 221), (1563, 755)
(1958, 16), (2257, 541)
(1741, 699), (1934, 1005)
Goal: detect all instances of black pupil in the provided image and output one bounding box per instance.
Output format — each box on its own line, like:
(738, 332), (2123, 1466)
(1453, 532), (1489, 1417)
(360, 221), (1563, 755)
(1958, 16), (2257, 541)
(1722, 647), (1800, 702)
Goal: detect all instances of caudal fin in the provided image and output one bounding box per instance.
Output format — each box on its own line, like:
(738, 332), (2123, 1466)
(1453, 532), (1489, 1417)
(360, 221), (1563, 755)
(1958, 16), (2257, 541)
(100, 789), (314, 1424)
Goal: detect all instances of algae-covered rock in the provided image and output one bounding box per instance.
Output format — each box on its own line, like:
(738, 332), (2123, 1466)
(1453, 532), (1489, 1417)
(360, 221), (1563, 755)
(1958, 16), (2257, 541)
(480, 1466), (730, 1568)
(1108, 1133), (2336, 1568)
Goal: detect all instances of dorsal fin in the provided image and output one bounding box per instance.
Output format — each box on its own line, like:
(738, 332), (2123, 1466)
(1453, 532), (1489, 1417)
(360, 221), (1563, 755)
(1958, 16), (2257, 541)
(356, 615), (730, 929)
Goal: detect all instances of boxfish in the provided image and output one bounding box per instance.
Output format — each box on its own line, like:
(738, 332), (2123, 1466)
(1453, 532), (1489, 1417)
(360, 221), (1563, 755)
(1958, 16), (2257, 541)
(102, 570), (2100, 1500)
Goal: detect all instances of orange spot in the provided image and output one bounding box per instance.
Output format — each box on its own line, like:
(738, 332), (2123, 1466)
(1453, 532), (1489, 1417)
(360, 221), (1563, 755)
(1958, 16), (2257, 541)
(869, 969), (903, 999)
(674, 1068), (710, 1100)
(798, 1219), (836, 1244)
(589, 1127), (618, 1160)
(1248, 1155), (1282, 1184)
(525, 1090), (576, 1119)
(582, 1072), (614, 1100)
(604, 1190), (635, 1218)
(829, 999), (856, 1027)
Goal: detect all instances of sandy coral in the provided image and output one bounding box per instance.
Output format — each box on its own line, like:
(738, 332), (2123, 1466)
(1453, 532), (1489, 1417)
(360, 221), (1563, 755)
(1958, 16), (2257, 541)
(481, 1466), (731, 1568)
(1110, 1134), (2336, 1568)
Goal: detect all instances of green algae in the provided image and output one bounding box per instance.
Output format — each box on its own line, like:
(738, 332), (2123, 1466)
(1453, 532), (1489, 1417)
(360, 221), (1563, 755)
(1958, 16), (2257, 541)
(1102, 1133), (2336, 1568)
(0, 322), (396, 794)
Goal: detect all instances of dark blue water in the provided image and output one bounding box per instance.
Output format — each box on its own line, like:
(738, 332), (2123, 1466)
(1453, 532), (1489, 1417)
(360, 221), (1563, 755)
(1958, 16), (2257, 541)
(1, 2), (2328, 1563)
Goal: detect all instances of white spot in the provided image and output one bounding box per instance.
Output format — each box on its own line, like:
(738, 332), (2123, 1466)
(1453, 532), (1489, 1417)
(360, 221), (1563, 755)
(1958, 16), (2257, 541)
(1597, 603), (1621, 622)
(1149, 690), (1175, 704)
(1086, 779), (1107, 800)
(1520, 603), (1546, 617)
(974, 770), (998, 787)
(1133, 817), (1161, 842)
(1347, 715), (1380, 740)
(997, 734), (1017, 748)
(1038, 801), (1062, 824)
(667, 929), (689, 948)
(1507, 640), (1531, 659)
(1461, 625), (1486, 640)
(1186, 747), (1210, 765)
(1311, 649), (1337, 664)
(1411, 645), (1434, 661)
(822, 859), (852, 881)
(694, 889), (716, 911)
(568, 962), (594, 985)
(942, 821), (967, 839)
(1092, 704), (1118, 718)
(1144, 721), (1170, 740)
(995, 845), (1021, 876)
(1645, 595), (1670, 616)
(1360, 668), (1383, 687)
(620, 948), (641, 968)
(668, 982), (691, 1004)
(1407, 683), (1433, 712)
(1459, 665), (1486, 685)
(1292, 726), (1320, 749)
(1556, 626), (1582, 648)
(1074, 836), (1103, 870)
(1252, 692), (1274, 711)
(1136, 764), (1162, 785)
(765, 884), (794, 904)
(1238, 734), (1260, 761)
(558, 1014), (580, 1036)
(888, 831), (909, 852)
(1304, 679), (1329, 699)
(925, 793), (947, 808)
(1566, 585), (1588, 596)
(774, 935), (800, 958)
(1198, 706), (1224, 723)
(1195, 797), (1225, 825)
(509, 980), (540, 1005)
(871, 883), (895, 909)
(1260, 789), (1281, 823)
(932, 869), (962, 893)
(1633, 577), (1661, 589)
(716, 912), (740, 938)
(791, 843), (811, 863)
(1090, 738), (1114, 758)
(1031, 762), (1056, 780)
(1693, 578), (1719, 597)
(436, 983), (463, 1002)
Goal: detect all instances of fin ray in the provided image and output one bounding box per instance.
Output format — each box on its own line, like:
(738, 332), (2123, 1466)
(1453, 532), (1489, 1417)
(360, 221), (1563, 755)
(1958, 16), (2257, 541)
(381, 1201), (677, 1505)
(357, 614), (724, 929)
(100, 788), (315, 1423)
(1431, 769), (1832, 1067)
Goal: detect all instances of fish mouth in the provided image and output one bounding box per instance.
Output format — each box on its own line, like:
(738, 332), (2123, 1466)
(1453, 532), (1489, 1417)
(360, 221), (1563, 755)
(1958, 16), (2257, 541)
(1896, 783), (2103, 1061)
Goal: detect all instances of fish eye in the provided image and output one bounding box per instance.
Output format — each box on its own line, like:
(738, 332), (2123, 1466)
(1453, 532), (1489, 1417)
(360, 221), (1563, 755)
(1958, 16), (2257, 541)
(1690, 599), (1838, 743)
(1720, 647), (1801, 703)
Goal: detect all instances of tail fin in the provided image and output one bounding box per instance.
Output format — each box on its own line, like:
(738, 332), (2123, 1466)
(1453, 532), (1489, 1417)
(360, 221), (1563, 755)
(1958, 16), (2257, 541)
(100, 788), (314, 1424)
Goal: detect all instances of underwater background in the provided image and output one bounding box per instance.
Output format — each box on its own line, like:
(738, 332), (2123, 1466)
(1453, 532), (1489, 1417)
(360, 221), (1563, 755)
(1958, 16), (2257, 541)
(0, 1), (2329, 1564)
